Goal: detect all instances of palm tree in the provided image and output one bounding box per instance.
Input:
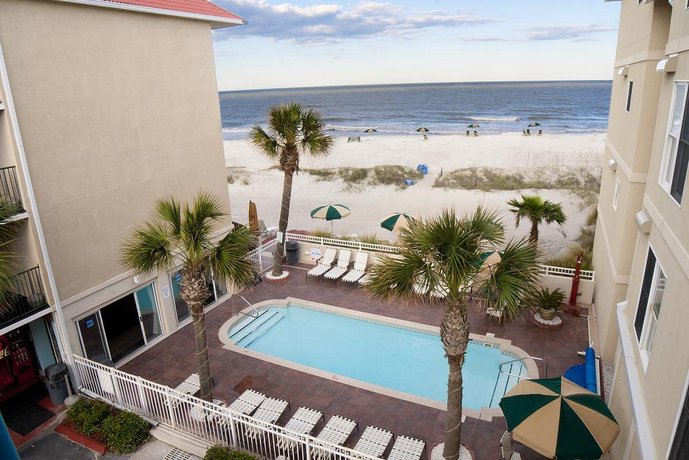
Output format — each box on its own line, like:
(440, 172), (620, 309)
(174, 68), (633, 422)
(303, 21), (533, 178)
(366, 208), (504, 460)
(507, 194), (566, 244)
(472, 238), (540, 320)
(121, 193), (255, 401)
(250, 103), (333, 277)
(0, 199), (22, 317)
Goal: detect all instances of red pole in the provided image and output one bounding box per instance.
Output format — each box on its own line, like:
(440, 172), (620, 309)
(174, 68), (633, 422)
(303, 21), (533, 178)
(568, 253), (583, 315)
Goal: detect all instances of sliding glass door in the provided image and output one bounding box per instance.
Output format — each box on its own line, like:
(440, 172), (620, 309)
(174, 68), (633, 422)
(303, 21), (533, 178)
(77, 284), (162, 363)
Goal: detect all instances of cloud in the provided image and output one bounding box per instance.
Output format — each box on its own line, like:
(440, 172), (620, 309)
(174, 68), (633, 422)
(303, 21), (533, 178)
(525, 25), (617, 41)
(214, 1), (495, 43)
(459, 37), (511, 42)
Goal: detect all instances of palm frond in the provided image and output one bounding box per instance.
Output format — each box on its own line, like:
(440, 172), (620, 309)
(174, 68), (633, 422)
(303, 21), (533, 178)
(156, 197), (182, 238)
(180, 193), (224, 266)
(209, 225), (256, 290)
(249, 126), (279, 160)
(121, 220), (175, 273)
(366, 252), (429, 301)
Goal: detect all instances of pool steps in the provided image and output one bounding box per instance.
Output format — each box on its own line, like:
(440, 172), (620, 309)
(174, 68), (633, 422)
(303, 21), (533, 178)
(234, 310), (286, 348)
(229, 309), (270, 340)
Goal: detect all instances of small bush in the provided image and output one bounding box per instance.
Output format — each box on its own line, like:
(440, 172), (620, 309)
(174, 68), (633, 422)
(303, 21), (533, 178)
(67, 397), (111, 437)
(372, 165), (423, 187)
(339, 167), (369, 184)
(205, 445), (258, 460)
(100, 410), (150, 454)
(303, 168), (337, 181)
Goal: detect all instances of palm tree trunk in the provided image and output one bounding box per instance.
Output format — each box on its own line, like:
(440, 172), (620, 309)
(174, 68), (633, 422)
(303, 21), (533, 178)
(529, 218), (539, 244)
(440, 297), (470, 460)
(180, 268), (213, 402)
(272, 171), (294, 276)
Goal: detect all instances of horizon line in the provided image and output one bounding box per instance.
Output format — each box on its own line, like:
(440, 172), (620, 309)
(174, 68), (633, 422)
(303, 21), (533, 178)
(219, 78), (612, 94)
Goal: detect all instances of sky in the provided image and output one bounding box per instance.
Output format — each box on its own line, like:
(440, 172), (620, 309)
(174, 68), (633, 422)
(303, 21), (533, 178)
(211, 0), (621, 91)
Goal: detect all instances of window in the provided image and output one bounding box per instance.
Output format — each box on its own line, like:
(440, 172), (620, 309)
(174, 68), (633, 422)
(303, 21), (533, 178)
(613, 177), (621, 211)
(661, 82), (689, 204)
(626, 81), (634, 112)
(633, 248), (667, 364)
(171, 270), (228, 324)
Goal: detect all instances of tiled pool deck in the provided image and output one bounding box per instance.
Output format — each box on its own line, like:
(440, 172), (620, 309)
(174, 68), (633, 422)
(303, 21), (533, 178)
(122, 265), (589, 460)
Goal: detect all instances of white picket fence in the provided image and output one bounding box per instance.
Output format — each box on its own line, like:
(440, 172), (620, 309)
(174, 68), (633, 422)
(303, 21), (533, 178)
(74, 355), (378, 460)
(248, 239), (277, 274)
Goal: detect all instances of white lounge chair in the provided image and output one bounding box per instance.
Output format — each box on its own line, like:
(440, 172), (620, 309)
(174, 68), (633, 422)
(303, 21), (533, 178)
(358, 273), (371, 286)
(387, 435), (425, 460)
(323, 250), (352, 280)
(174, 373), (200, 395)
(229, 389), (266, 415)
(307, 248), (337, 278)
(246, 397), (289, 439)
(353, 426), (393, 458)
(277, 407), (324, 451)
(342, 252), (369, 284)
(313, 415), (358, 459)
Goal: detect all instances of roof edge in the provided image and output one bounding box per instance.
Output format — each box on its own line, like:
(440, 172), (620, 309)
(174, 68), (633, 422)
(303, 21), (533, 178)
(55, 0), (246, 29)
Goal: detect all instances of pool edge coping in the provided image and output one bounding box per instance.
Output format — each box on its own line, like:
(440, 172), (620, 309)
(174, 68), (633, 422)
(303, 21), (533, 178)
(218, 297), (538, 421)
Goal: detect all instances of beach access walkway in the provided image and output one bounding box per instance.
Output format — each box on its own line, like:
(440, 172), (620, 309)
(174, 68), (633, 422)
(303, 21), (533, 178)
(121, 264), (589, 460)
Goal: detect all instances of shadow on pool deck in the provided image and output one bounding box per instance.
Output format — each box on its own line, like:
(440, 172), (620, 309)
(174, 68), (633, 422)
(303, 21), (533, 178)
(121, 264), (589, 460)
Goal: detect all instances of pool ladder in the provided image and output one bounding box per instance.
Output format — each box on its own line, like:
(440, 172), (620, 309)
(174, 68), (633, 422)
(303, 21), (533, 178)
(488, 356), (548, 407)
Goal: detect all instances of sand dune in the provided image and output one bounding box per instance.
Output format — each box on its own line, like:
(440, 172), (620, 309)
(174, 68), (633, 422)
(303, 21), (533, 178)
(224, 132), (605, 257)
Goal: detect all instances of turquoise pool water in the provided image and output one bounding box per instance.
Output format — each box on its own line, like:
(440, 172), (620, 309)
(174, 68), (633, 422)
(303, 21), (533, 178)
(228, 305), (526, 409)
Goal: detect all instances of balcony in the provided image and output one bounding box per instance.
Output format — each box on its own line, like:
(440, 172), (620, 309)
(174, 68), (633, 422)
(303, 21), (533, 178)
(0, 166), (25, 219)
(0, 266), (49, 330)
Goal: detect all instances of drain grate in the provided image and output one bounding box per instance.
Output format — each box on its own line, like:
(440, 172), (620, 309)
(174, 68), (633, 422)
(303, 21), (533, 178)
(165, 447), (193, 460)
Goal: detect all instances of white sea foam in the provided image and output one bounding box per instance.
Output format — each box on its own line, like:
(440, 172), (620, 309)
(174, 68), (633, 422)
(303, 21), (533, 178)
(467, 116), (520, 122)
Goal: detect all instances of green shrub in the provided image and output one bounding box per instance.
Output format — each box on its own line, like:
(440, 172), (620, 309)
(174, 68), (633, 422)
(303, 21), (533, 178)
(303, 168), (337, 181)
(339, 167), (368, 184)
(205, 445), (258, 460)
(372, 165), (422, 186)
(66, 397), (111, 437)
(100, 410), (150, 454)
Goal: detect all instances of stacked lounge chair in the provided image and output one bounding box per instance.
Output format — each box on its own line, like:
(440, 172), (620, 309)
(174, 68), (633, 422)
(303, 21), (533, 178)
(276, 406), (324, 451)
(174, 373), (201, 395)
(323, 250), (352, 280)
(307, 248), (337, 279)
(229, 389), (266, 415)
(387, 435), (425, 460)
(342, 252), (369, 284)
(246, 397), (290, 439)
(353, 426), (393, 458)
(313, 415), (358, 459)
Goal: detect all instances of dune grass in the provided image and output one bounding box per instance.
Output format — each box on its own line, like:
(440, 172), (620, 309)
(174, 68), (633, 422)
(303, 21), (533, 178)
(303, 165), (423, 189)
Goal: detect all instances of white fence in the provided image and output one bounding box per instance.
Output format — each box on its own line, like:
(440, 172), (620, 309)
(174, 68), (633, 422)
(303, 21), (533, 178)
(248, 239), (277, 274)
(74, 355), (378, 460)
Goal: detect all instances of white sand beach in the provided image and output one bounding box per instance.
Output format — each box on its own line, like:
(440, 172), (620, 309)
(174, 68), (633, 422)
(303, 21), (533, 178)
(224, 132), (605, 257)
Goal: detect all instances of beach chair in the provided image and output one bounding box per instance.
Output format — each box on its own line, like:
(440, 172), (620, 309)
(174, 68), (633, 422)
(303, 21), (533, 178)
(246, 397), (290, 439)
(387, 435), (425, 460)
(229, 389), (266, 415)
(174, 373), (200, 395)
(323, 250), (352, 280)
(312, 415), (358, 459)
(258, 219), (277, 238)
(358, 273), (371, 286)
(307, 248), (337, 278)
(353, 426), (393, 458)
(500, 431), (522, 460)
(342, 252), (369, 284)
(276, 407), (324, 451)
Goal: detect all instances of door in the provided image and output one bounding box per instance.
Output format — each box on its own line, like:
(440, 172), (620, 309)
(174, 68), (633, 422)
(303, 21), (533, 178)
(77, 313), (109, 363)
(135, 284), (162, 342)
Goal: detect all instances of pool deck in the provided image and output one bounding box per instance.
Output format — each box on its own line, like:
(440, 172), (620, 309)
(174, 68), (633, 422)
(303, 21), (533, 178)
(121, 265), (589, 460)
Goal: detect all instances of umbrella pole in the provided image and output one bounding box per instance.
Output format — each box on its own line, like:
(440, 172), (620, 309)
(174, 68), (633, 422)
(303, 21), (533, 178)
(331, 220), (334, 235)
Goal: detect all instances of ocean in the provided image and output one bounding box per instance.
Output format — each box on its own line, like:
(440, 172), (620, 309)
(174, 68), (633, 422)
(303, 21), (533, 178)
(219, 80), (611, 141)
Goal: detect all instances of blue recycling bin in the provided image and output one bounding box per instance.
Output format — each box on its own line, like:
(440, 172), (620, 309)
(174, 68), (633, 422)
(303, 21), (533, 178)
(416, 164), (429, 175)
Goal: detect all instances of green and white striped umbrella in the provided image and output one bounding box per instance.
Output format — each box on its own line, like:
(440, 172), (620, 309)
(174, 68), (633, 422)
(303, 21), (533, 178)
(380, 212), (415, 232)
(499, 377), (619, 459)
(310, 204), (351, 232)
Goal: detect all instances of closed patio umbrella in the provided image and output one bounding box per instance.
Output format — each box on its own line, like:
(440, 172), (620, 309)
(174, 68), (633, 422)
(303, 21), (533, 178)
(499, 377), (619, 459)
(310, 204), (351, 233)
(248, 201), (259, 235)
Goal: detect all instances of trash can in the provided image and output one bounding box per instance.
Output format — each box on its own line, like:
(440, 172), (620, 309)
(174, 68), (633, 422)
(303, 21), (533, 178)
(44, 363), (69, 405)
(416, 164), (428, 175)
(285, 240), (300, 265)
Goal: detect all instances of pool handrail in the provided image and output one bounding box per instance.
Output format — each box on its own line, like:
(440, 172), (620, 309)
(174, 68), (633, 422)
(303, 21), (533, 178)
(489, 356), (547, 407)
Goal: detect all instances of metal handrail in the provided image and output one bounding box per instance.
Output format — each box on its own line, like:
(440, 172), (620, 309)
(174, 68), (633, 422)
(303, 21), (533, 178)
(489, 356), (547, 407)
(238, 295), (259, 318)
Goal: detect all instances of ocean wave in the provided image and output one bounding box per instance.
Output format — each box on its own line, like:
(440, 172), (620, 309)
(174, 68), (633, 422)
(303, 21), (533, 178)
(466, 116), (520, 122)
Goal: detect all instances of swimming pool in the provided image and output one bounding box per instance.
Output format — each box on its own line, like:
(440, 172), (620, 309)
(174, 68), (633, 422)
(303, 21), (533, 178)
(222, 300), (530, 411)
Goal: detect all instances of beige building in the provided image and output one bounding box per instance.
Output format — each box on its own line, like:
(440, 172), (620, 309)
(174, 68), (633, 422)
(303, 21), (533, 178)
(594, 0), (689, 458)
(0, 0), (242, 424)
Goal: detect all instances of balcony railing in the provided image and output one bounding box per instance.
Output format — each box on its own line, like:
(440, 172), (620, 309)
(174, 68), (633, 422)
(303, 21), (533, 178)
(0, 266), (49, 329)
(0, 166), (24, 214)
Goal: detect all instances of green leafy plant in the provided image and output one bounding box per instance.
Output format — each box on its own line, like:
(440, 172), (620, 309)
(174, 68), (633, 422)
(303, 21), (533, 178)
(204, 445), (258, 460)
(100, 410), (150, 454)
(530, 287), (566, 311)
(66, 397), (111, 437)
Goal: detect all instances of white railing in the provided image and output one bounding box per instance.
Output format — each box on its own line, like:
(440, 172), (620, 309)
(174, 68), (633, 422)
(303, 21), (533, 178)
(285, 233), (399, 254)
(73, 355), (378, 460)
(538, 264), (594, 281)
(248, 239), (277, 274)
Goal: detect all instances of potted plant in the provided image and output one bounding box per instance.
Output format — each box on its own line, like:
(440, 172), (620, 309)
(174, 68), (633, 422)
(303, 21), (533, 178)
(531, 287), (566, 320)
